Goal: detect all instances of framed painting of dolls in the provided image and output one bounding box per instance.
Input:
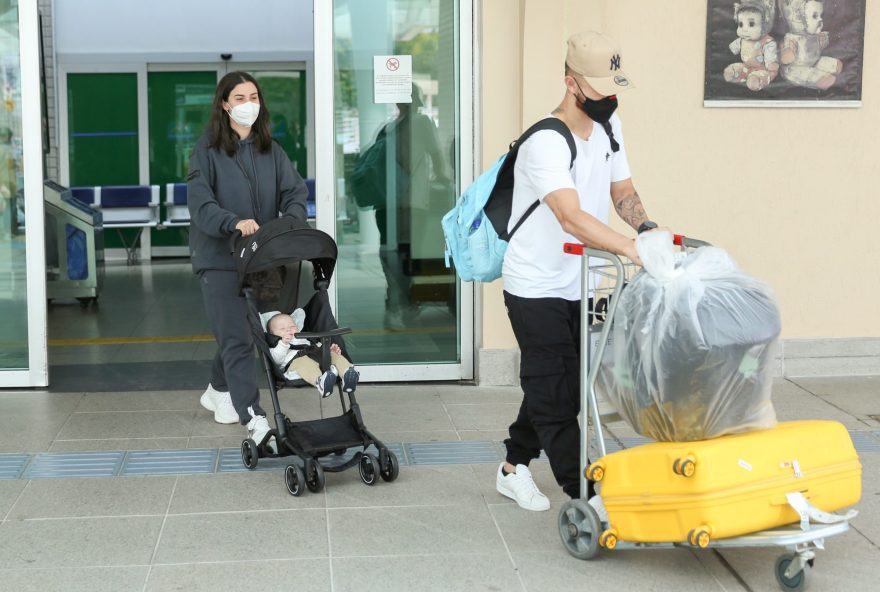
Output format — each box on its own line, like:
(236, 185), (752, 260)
(703, 0), (866, 106)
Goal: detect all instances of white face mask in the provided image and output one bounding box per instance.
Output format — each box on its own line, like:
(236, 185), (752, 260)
(228, 101), (260, 127)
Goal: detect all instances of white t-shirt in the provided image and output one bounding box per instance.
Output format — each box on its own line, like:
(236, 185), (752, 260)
(502, 114), (631, 300)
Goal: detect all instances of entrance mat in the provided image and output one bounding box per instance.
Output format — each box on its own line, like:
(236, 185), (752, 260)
(49, 360), (214, 392)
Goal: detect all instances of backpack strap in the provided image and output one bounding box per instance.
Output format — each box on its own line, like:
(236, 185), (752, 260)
(486, 117), (577, 241)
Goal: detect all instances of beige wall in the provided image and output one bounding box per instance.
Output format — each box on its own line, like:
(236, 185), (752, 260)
(481, 0), (880, 352)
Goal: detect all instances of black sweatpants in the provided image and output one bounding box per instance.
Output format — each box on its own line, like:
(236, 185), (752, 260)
(199, 270), (266, 424)
(503, 290), (593, 499)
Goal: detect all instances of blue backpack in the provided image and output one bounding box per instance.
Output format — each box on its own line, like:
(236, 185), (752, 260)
(441, 117), (577, 282)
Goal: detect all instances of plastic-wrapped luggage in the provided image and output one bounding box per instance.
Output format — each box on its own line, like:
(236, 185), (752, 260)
(587, 420), (861, 545)
(597, 232), (780, 441)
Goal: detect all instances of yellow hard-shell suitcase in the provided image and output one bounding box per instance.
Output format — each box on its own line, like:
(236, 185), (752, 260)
(588, 420), (861, 546)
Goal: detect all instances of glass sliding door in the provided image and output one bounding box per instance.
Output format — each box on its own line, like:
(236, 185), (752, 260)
(0, 0), (47, 386)
(147, 69), (216, 252)
(320, 0), (472, 379)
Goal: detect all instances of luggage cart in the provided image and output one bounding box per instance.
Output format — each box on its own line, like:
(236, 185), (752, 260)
(557, 237), (858, 592)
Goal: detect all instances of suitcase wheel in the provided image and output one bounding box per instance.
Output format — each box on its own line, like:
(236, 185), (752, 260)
(687, 527), (711, 548)
(586, 462), (605, 482)
(673, 455), (696, 478)
(598, 528), (618, 550)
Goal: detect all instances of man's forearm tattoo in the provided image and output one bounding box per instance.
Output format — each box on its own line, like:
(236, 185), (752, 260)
(615, 191), (648, 230)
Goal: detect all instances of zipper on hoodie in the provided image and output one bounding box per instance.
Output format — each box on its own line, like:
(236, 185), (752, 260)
(234, 143), (261, 220)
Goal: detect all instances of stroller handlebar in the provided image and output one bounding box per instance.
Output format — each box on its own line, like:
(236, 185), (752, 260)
(296, 327), (353, 340)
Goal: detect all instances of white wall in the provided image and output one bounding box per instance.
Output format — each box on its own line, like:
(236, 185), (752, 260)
(54, 0), (314, 63)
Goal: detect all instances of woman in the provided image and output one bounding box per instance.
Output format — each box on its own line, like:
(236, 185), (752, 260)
(187, 71), (308, 448)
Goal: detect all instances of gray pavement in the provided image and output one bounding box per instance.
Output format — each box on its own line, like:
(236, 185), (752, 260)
(0, 376), (877, 591)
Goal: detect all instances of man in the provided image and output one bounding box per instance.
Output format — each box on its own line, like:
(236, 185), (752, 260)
(496, 31), (661, 511)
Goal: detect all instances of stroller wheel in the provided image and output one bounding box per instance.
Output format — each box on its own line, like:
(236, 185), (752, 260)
(241, 439), (259, 470)
(285, 464), (306, 496)
(305, 459), (326, 493)
(379, 449), (400, 482)
(359, 453), (379, 486)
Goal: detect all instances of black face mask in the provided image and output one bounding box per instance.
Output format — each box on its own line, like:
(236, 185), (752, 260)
(574, 80), (618, 124)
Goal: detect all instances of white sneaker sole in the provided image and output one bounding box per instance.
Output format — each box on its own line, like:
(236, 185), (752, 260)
(496, 478), (551, 512)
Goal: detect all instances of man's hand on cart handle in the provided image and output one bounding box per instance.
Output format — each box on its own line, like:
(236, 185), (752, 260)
(622, 240), (643, 267)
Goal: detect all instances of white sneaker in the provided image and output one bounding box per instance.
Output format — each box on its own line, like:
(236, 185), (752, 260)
(495, 463), (550, 511)
(245, 410), (277, 454)
(588, 494), (610, 528)
(199, 384), (239, 424)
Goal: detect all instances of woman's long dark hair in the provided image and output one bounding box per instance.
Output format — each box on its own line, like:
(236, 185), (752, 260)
(209, 71), (272, 156)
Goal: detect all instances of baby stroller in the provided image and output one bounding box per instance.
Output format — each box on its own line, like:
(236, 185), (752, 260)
(234, 216), (400, 495)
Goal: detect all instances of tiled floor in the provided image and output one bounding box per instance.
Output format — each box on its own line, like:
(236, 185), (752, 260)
(0, 377), (878, 592)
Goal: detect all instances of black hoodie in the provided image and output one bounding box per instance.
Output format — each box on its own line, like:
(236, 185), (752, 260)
(186, 131), (308, 273)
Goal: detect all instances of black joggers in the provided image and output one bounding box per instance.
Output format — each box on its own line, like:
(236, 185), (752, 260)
(502, 290), (594, 499)
(199, 270), (266, 424)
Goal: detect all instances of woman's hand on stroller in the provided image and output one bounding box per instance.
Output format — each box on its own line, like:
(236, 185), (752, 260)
(330, 342), (342, 355)
(235, 219), (260, 236)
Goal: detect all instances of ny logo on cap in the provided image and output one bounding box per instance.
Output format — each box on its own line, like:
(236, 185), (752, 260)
(610, 54), (621, 71)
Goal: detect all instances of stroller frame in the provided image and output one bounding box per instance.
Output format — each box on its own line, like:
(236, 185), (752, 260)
(234, 218), (399, 495)
(557, 238), (856, 592)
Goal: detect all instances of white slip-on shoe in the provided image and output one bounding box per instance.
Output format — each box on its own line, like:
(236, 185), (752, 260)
(246, 409), (277, 454)
(199, 384), (238, 424)
(495, 463), (551, 511)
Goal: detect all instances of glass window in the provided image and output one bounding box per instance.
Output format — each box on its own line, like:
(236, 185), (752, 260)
(0, 0), (29, 368)
(333, 0), (459, 364)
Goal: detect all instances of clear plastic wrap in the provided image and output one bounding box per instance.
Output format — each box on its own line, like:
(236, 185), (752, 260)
(597, 232), (779, 441)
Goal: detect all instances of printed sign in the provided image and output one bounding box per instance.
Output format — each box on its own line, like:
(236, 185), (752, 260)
(373, 55), (413, 104)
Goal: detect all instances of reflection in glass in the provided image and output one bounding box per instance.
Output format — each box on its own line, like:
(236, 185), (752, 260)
(254, 71), (308, 178)
(0, 0), (30, 368)
(333, 0), (459, 365)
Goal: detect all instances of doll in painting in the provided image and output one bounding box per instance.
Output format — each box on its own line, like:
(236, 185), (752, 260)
(724, 1), (779, 91)
(778, 0), (842, 90)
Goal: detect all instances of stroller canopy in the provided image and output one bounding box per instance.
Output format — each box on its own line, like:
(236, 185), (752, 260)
(234, 217), (337, 291)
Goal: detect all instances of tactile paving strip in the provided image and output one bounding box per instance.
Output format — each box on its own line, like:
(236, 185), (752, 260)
(1, 431), (876, 480)
(23, 451), (124, 479)
(0, 454), (30, 479)
(405, 441), (500, 465)
(120, 449), (218, 476)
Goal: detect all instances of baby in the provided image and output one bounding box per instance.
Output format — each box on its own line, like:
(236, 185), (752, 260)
(267, 310), (359, 398)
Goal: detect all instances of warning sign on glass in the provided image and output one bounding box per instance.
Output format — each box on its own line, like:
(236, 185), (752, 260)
(373, 55), (413, 104)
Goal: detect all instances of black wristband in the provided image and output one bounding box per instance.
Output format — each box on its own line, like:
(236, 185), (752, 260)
(637, 220), (657, 234)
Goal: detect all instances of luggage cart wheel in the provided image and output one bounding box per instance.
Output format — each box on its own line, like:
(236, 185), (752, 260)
(774, 553), (810, 592)
(586, 463), (605, 482)
(285, 464), (306, 496)
(558, 499), (602, 560)
(359, 453), (379, 486)
(379, 449), (400, 482)
(241, 439), (259, 470)
(305, 459), (325, 493)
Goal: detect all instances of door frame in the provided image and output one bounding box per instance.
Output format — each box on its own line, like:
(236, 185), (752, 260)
(313, 0), (475, 382)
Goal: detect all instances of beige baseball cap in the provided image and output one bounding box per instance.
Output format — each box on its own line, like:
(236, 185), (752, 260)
(565, 31), (635, 96)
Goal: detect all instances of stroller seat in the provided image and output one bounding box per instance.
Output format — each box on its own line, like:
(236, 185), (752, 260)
(234, 217), (400, 496)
